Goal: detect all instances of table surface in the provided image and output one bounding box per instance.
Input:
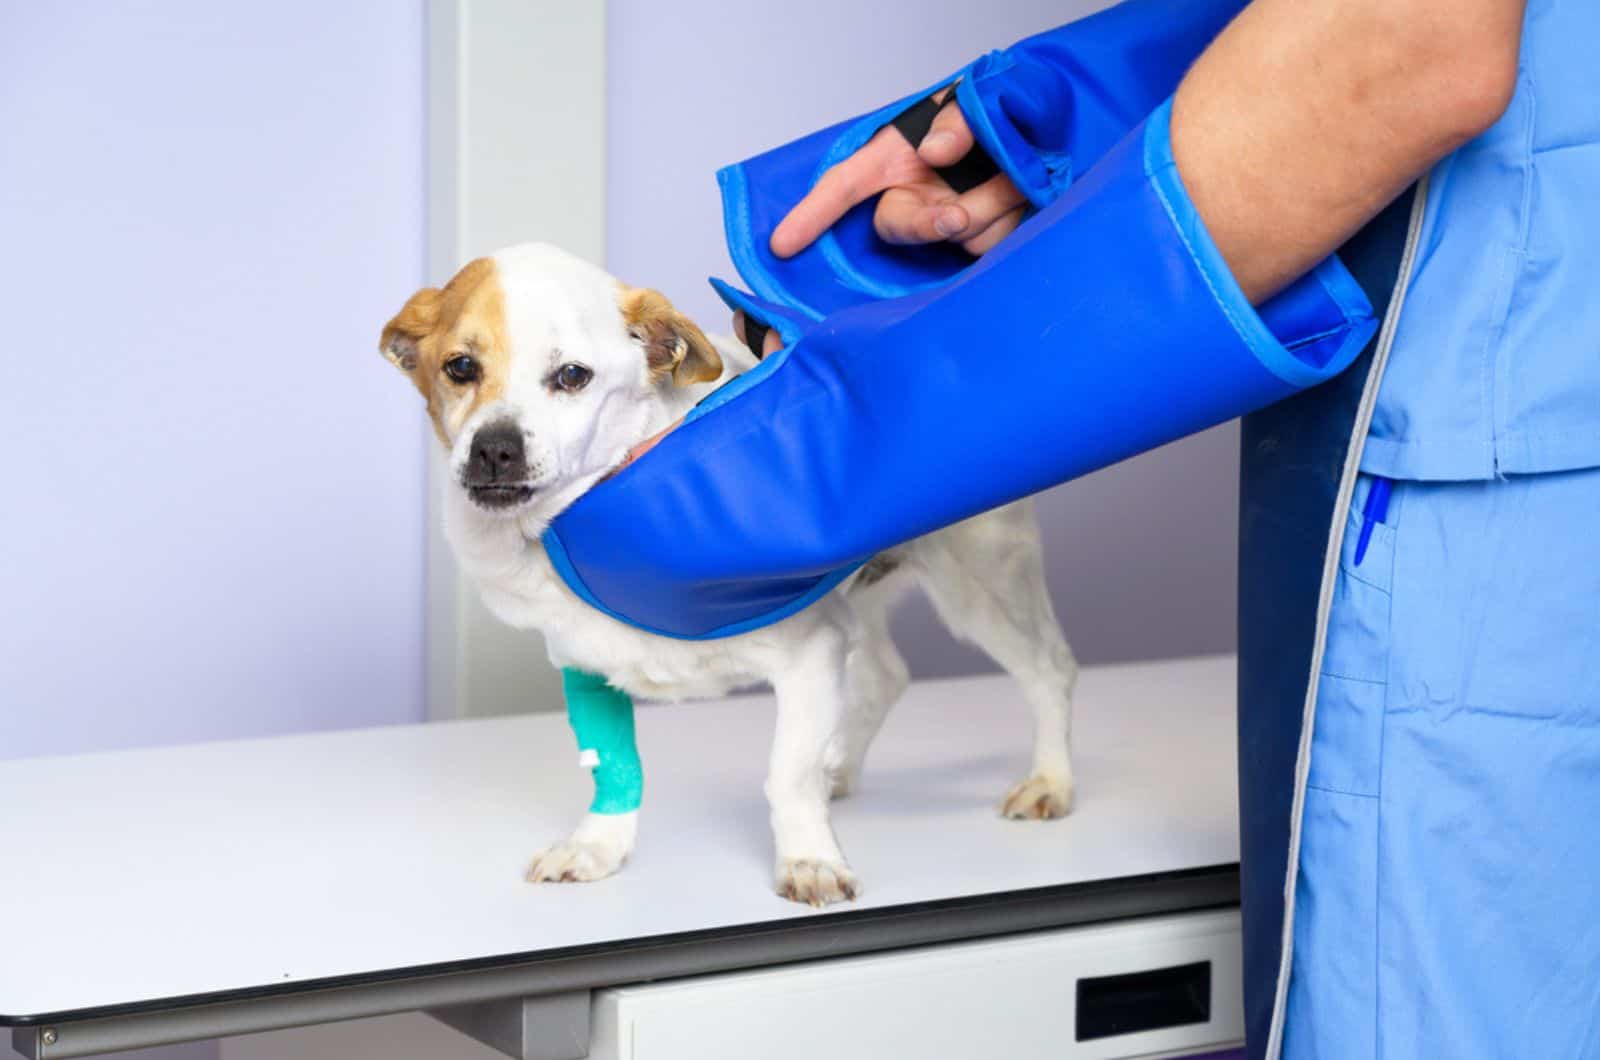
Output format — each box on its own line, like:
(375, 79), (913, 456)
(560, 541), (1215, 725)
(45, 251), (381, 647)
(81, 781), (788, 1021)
(0, 655), (1238, 1025)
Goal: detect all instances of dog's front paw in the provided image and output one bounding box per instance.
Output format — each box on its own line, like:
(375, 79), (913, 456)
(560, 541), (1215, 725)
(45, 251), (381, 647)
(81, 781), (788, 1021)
(1000, 773), (1074, 820)
(526, 811), (637, 885)
(526, 839), (625, 883)
(775, 858), (861, 907)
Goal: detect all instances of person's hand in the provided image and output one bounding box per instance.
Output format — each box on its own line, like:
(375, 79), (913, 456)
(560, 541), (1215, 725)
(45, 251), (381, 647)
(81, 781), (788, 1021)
(770, 88), (1026, 259)
(624, 95), (1023, 468)
(732, 310), (784, 358)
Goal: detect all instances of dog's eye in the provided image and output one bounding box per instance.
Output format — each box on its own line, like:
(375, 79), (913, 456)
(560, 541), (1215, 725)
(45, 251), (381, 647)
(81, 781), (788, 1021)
(553, 363), (593, 392)
(443, 355), (480, 385)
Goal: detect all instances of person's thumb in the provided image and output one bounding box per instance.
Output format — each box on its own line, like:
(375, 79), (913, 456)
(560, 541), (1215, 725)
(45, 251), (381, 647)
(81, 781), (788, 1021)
(875, 186), (970, 245)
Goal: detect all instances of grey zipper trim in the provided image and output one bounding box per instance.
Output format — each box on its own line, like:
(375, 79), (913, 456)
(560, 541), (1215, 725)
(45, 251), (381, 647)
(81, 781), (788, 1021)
(1263, 175), (1431, 1060)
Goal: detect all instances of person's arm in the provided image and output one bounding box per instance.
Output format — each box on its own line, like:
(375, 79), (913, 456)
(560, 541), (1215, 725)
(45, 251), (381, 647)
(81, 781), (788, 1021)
(773, 0), (1524, 304)
(1172, 0), (1522, 303)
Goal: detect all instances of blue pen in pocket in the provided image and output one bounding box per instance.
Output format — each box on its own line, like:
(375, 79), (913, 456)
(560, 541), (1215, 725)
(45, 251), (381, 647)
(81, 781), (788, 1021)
(1353, 476), (1393, 567)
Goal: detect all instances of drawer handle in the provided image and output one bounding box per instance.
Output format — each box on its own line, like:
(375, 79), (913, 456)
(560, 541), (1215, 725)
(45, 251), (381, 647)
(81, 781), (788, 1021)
(1075, 960), (1211, 1041)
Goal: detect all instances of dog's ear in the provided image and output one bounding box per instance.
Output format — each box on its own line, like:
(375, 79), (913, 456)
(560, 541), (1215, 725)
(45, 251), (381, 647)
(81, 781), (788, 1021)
(379, 287), (442, 372)
(620, 286), (723, 386)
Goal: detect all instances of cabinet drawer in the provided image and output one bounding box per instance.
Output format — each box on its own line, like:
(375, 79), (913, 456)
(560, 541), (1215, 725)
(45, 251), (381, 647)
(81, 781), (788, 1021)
(590, 908), (1243, 1060)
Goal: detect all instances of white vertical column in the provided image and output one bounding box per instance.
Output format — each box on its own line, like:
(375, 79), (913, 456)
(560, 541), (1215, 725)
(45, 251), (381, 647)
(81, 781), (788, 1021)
(424, 0), (608, 719)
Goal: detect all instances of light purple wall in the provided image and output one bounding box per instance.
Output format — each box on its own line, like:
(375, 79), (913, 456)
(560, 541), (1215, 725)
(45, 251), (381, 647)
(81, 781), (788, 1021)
(607, 1), (1239, 675)
(2, 8), (426, 1056)
(0, 3), (428, 757)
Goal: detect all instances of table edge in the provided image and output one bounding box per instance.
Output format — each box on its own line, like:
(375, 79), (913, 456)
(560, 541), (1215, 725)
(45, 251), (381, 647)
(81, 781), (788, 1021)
(2, 863), (1239, 1029)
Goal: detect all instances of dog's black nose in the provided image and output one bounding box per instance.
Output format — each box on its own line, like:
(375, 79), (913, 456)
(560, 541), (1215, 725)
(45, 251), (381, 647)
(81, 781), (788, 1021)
(467, 421), (526, 484)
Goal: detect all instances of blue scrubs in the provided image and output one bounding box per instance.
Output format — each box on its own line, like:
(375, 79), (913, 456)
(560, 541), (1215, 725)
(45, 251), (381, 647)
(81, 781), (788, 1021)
(1287, 470), (1600, 1059)
(1250, 3), (1600, 1056)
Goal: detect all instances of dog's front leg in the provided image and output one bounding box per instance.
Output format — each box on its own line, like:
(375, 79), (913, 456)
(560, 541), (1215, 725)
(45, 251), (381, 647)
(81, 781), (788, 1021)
(767, 625), (860, 906)
(528, 669), (641, 884)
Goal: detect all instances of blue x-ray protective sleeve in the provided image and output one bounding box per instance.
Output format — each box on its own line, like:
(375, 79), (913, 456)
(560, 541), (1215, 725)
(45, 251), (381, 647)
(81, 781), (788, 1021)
(718, 0), (1246, 321)
(541, 101), (1377, 639)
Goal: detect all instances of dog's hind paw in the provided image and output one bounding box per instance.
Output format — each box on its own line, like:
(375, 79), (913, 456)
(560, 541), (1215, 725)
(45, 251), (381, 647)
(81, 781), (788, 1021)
(775, 858), (861, 907)
(1000, 773), (1074, 820)
(526, 839), (626, 884)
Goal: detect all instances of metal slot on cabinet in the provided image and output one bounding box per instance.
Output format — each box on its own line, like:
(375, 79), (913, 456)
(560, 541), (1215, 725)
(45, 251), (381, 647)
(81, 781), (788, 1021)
(1075, 960), (1212, 1041)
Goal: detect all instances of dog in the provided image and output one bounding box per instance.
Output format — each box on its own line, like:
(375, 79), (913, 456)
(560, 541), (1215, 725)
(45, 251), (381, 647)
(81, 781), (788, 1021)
(379, 243), (1079, 906)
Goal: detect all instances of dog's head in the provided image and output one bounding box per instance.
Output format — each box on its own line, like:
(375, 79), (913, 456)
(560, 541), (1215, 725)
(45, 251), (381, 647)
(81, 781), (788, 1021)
(379, 243), (723, 525)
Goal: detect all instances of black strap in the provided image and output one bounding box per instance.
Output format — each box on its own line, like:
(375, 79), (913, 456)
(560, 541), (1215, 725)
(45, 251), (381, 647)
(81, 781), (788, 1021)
(889, 92), (946, 152)
(888, 90), (1001, 194)
(741, 316), (771, 360)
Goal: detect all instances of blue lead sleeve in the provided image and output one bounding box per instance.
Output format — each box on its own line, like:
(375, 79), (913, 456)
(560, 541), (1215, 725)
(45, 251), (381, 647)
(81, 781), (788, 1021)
(561, 668), (642, 815)
(957, 0), (1245, 208)
(542, 100), (1378, 640)
(716, 0), (1246, 323)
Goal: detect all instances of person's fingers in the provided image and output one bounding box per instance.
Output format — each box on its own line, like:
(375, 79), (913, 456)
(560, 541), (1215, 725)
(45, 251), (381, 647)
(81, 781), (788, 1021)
(771, 155), (875, 258)
(959, 206), (1025, 256)
(733, 311), (783, 357)
(771, 85), (1008, 255)
(771, 136), (897, 258)
(618, 417), (681, 473)
(874, 186), (968, 245)
(917, 98), (977, 169)
(875, 171), (1025, 246)
(950, 175), (1026, 237)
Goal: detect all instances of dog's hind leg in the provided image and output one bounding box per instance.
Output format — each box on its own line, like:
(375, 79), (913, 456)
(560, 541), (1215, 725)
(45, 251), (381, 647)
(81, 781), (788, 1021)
(767, 619), (861, 906)
(912, 501), (1078, 819)
(831, 602), (910, 799)
(831, 561), (913, 798)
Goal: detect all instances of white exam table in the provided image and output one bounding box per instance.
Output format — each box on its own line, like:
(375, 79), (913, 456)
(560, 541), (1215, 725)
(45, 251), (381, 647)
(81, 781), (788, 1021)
(2, 655), (1242, 1060)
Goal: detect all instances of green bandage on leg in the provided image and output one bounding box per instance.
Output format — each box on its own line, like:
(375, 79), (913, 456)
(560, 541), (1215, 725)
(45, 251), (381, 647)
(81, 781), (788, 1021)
(561, 668), (643, 814)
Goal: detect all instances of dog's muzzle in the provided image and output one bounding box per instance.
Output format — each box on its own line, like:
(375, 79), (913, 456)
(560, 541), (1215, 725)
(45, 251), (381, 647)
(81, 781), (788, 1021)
(462, 420), (536, 509)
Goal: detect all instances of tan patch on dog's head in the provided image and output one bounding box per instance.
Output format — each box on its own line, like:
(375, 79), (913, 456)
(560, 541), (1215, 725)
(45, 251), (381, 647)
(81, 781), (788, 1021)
(618, 286), (723, 386)
(380, 258), (510, 444)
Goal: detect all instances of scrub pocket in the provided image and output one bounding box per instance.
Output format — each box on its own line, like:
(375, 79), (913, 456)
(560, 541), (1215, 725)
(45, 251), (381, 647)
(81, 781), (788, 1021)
(1283, 474), (1398, 1060)
(1309, 475), (1396, 796)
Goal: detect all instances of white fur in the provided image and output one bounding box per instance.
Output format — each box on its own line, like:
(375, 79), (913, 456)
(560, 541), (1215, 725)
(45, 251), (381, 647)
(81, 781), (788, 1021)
(438, 243), (1079, 906)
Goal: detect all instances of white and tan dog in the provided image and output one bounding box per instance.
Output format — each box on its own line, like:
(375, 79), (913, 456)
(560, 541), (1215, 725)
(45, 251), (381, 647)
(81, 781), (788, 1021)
(380, 243), (1078, 906)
